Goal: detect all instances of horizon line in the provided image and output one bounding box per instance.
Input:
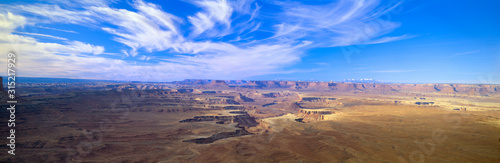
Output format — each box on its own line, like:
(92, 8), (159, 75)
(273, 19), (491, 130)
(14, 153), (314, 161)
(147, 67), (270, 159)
(2, 76), (499, 85)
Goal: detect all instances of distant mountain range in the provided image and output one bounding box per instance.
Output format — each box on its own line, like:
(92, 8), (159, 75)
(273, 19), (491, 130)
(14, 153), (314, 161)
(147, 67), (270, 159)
(341, 79), (383, 83)
(171, 79), (500, 97)
(0, 77), (490, 85)
(1, 77), (499, 97)
(174, 79), (384, 85)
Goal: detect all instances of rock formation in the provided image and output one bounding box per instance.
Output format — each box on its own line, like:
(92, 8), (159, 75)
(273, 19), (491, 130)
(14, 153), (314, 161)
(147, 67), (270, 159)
(296, 109), (335, 122)
(203, 80), (230, 89)
(171, 79), (500, 96)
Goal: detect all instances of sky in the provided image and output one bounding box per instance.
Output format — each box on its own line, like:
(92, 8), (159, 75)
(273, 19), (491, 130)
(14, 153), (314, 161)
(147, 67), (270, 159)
(0, 0), (499, 84)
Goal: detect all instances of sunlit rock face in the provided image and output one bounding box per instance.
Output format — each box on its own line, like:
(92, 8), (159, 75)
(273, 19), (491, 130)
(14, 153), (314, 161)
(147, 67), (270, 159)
(169, 79), (500, 97)
(296, 109), (335, 122)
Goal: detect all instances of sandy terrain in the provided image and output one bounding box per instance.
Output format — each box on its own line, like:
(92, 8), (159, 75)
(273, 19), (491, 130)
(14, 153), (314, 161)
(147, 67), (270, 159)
(0, 83), (499, 162)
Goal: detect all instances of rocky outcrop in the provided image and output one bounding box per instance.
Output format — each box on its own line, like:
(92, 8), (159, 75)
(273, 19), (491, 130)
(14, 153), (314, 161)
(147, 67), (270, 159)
(301, 97), (323, 102)
(180, 109), (258, 144)
(173, 79), (212, 85)
(205, 80), (230, 89)
(182, 128), (252, 144)
(244, 81), (295, 88)
(415, 102), (434, 106)
(297, 97), (340, 108)
(257, 92), (298, 98)
(171, 79), (500, 96)
(233, 115), (259, 127)
(179, 114), (258, 127)
(296, 109), (335, 122)
(235, 93), (255, 102)
(262, 102), (276, 107)
(223, 106), (245, 110)
(306, 82), (498, 96)
(210, 80), (228, 86)
(179, 115), (235, 123)
(196, 97), (239, 104)
(262, 92), (280, 98)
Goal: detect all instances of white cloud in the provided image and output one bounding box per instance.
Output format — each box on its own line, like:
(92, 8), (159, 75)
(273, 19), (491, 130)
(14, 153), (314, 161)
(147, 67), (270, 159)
(272, 0), (407, 47)
(91, 0), (184, 55)
(0, 12), (302, 81)
(0, 13), (108, 78)
(13, 31), (68, 40)
(0, 0), (412, 81)
(450, 50), (480, 57)
(272, 23), (301, 38)
(231, 0), (255, 14)
(11, 4), (97, 24)
(363, 34), (413, 45)
(66, 41), (105, 55)
(49, 0), (117, 7)
(187, 0), (233, 37)
(35, 26), (78, 34)
(0, 12), (26, 33)
(163, 41), (309, 79)
(121, 49), (130, 57)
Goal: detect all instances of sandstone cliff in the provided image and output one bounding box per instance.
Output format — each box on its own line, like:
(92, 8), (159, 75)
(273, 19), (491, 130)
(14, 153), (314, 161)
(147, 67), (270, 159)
(172, 79), (500, 96)
(296, 109), (336, 122)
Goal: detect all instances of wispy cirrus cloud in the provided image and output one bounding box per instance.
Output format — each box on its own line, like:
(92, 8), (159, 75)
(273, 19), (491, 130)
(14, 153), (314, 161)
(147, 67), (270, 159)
(187, 0), (233, 37)
(164, 41), (311, 78)
(345, 69), (425, 74)
(450, 50), (480, 57)
(0, 0), (412, 81)
(271, 0), (408, 47)
(93, 0), (184, 56)
(13, 31), (68, 40)
(0, 12), (26, 33)
(10, 4), (97, 24)
(35, 25), (79, 34)
(363, 34), (414, 45)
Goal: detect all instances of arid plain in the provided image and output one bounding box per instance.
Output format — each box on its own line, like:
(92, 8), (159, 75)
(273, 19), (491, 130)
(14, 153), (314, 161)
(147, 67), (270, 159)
(1, 79), (499, 162)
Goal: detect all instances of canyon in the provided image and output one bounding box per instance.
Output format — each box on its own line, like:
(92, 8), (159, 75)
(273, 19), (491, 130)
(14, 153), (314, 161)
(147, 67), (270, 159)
(175, 79), (500, 97)
(1, 78), (499, 162)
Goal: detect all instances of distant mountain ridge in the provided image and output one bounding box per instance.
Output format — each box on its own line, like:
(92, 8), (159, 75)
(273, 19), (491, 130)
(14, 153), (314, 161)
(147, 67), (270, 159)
(341, 79), (383, 83)
(172, 79), (500, 97)
(2, 77), (499, 97)
(175, 79), (383, 85)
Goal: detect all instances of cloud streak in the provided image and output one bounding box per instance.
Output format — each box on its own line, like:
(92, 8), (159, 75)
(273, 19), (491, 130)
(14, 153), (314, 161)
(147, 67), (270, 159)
(347, 69), (425, 74)
(13, 31), (68, 40)
(93, 0), (184, 56)
(272, 0), (407, 47)
(188, 0), (233, 37)
(35, 25), (79, 34)
(0, 0), (412, 81)
(450, 50), (480, 57)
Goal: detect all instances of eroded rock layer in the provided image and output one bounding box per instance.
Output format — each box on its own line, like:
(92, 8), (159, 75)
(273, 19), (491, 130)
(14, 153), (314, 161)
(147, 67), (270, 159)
(173, 79), (500, 96)
(296, 109), (335, 122)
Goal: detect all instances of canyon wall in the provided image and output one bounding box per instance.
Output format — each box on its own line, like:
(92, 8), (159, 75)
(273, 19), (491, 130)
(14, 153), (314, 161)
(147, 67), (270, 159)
(173, 79), (500, 96)
(296, 109), (336, 122)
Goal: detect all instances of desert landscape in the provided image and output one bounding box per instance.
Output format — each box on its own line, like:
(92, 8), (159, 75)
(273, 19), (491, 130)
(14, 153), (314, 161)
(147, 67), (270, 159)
(1, 78), (499, 162)
(1, 0), (499, 162)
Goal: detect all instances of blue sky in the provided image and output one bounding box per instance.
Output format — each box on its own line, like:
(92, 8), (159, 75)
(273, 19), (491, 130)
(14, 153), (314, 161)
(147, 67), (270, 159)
(0, 0), (498, 83)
